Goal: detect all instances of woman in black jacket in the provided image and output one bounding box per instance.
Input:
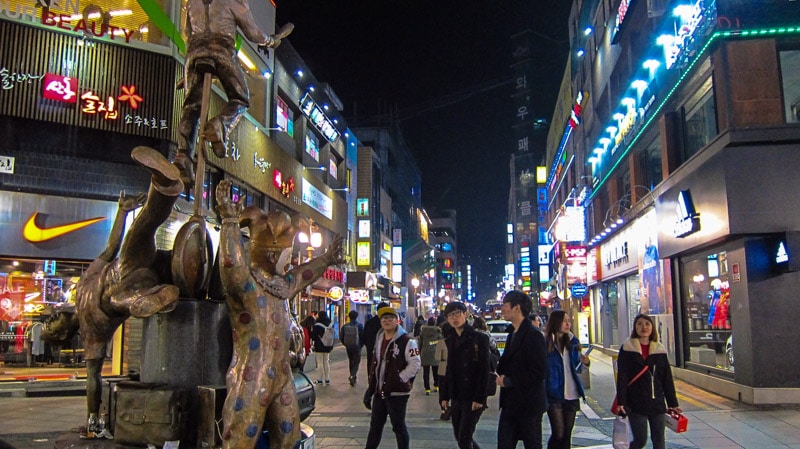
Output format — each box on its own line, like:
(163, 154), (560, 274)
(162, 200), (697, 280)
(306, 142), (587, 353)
(615, 314), (682, 449)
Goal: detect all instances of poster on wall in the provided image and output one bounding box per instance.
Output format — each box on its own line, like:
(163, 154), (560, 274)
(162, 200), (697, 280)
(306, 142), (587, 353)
(636, 210), (671, 315)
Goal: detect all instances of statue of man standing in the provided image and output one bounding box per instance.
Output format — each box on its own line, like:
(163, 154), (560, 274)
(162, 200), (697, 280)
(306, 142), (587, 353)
(176, 0), (292, 183)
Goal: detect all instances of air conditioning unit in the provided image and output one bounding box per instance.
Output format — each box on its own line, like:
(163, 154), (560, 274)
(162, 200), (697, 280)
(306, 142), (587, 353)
(648, 0), (668, 17)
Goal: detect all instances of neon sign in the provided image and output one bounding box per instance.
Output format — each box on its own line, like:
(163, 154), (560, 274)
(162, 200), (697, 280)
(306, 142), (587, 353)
(673, 190), (701, 238)
(659, 0), (713, 70)
(42, 73), (77, 102)
(272, 170), (295, 198)
(41, 12), (135, 43)
(300, 93), (340, 142)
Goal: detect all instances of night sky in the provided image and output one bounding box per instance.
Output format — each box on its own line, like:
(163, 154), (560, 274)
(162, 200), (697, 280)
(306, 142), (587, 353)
(276, 0), (572, 263)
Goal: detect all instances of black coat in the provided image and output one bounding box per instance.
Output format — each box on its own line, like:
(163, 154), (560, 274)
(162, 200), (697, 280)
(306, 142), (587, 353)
(363, 316), (381, 359)
(440, 324), (490, 405)
(496, 318), (547, 415)
(616, 338), (679, 416)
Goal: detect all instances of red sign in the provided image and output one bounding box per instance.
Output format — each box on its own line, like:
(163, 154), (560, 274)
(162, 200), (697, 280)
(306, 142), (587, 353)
(322, 267), (344, 283)
(564, 245), (587, 263)
(42, 73), (78, 103)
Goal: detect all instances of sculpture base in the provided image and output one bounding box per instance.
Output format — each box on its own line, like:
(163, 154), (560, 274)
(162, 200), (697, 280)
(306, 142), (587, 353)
(53, 424), (314, 449)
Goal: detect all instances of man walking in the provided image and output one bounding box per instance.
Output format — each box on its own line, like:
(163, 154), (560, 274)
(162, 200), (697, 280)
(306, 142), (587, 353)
(495, 290), (547, 449)
(363, 306), (421, 449)
(340, 310), (364, 386)
(439, 302), (491, 449)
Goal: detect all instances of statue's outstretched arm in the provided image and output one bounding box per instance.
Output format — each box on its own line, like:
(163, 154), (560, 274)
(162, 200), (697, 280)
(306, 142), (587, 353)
(98, 191), (145, 262)
(216, 180), (249, 294)
(286, 234), (345, 296)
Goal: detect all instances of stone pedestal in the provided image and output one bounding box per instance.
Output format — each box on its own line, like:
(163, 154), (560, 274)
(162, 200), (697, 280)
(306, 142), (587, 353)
(133, 300), (231, 445)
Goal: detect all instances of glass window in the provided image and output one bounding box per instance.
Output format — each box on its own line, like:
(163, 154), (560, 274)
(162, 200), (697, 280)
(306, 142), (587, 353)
(305, 131), (319, 162)
(276, 96), (294, 136)
(639, 137), (662, 190)
(683, 90), (718, 159)
(779, 49), (800, 123)
(682, 251), (733, 372)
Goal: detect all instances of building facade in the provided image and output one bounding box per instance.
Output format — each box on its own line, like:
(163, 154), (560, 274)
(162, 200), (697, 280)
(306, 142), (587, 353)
(0, 1), (352, 381)
(543, 0), (800, 403)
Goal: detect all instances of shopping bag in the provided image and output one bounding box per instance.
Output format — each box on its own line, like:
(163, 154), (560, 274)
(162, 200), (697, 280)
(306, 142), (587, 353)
(612, 415), (630, 449)
(610, 394), (620, 415)
(665, 412), (688, 433)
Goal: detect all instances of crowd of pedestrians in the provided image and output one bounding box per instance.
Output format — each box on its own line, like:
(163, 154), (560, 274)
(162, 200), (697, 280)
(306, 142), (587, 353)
(299, 289), (681, 449)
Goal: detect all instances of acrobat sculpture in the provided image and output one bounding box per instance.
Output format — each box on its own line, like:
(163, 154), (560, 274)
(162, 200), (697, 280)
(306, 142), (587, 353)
(176, 0), (293, 183)
(215, 179), (344, 449)
(42, 147), (183, 437)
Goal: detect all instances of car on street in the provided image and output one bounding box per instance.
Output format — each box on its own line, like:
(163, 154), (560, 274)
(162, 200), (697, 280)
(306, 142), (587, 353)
(487, 319), (513, 354)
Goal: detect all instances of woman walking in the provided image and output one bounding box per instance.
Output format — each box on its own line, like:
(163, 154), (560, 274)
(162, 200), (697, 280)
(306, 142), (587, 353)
(312, 311), (334, 384)
(418, 317), (443, 394)
(544, 311), (589, 449)
(615, 314), (682, 449)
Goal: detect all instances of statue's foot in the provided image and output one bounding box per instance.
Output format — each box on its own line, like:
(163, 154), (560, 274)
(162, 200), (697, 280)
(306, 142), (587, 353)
(173, 151), (195, 186)
(203, 118), (227, 158)
(131, 146), (184, 196)
(129, 284), (180, 318)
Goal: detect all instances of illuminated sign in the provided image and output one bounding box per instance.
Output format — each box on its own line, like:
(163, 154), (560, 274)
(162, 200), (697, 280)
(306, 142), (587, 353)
(349, 289), (370, 303)
(564, 245), (587, 264)
(658, 0), (714, 70)
(0, 155), (14, 174)
(301, 179), (332, 220)
(568, 92), (588, 129)
(776, 242), (789, 264)
(358, 219), (371, 238)
(42, 73), (77, 103)
(23, 212), (106, 243)
(328, 286), (344, 301)
(356, 242), (370, 266)
(357, 198), (369, 217)
(300, 93), (340, 142)
(554, 206), (586, 242)
(392, 246), (402, 264)
(41, 12), (136, 43)
(673, 190), (701, 238)
(272, 170), (295, 198)
(612, 0), (633, 42)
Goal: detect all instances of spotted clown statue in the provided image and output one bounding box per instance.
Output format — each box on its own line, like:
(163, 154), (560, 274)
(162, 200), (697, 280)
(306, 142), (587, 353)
(215, 179), (344, 449)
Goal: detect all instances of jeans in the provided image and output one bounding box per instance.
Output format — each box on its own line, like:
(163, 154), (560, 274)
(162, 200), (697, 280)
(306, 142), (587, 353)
(314, 352), (330, 382)
(497, 408), (543, 449)
(365, 394), (410, 449)
(628, 411), (666, 449)
(346, 348), (361, 380)
(546, 399), (580, 449)
(451, 399), (484, 449)
(422, 365), (439, 390)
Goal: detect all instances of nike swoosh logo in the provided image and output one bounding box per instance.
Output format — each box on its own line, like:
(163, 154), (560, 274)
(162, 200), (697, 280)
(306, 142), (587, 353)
(23, 212), (106, 242)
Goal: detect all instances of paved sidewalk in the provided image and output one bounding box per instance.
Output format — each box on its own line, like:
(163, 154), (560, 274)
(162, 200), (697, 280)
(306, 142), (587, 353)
(2, 347), (800, 448)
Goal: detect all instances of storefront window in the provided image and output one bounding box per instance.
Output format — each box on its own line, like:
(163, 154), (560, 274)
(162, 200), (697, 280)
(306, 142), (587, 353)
(683, 89), (718, 160)
(0, 258), (119, 381)
(682, 251), (734, 372)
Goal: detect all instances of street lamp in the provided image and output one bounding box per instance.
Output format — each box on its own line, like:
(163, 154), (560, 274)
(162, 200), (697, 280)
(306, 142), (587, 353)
(297, 218), (322, 261)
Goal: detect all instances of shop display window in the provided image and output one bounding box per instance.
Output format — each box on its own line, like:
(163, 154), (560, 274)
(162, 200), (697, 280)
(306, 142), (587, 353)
(682, 251), (734, 372)
(0, 258), (116, 381)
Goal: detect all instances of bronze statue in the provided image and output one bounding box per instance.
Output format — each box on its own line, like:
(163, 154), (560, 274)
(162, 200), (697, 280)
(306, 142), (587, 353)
(69, 147), (182, 436)
(215, 179), (344, 449)
(176, 0), (293, 183)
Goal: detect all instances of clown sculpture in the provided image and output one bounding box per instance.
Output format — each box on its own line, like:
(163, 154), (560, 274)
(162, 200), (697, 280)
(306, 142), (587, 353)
(215, 179), (344, 449)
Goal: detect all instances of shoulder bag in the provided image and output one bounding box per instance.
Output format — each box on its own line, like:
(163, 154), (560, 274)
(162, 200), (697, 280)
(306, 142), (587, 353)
(610, 365), (648, 415)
